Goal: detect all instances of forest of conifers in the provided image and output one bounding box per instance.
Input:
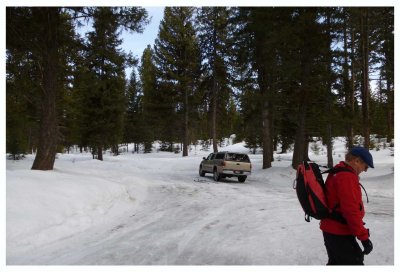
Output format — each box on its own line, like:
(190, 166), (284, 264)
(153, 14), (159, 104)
(6, 7), (394, 170)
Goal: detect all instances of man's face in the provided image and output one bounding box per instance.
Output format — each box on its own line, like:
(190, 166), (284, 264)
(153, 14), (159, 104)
(355, 158), (369, 175)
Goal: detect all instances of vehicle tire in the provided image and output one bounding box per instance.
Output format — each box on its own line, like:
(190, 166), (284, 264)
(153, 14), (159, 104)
(238, 176), (247, 183)
(213, 168), (221, 181)
(199, 165), (205, 177)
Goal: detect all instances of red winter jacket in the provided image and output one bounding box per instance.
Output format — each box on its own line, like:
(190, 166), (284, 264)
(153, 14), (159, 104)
(320, 161), (369, 241)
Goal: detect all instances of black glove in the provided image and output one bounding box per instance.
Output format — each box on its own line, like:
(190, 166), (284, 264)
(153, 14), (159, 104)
(362, 239), (373, 255)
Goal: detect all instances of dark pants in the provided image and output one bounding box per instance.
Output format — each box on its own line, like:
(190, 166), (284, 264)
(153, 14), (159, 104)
(323, 232), (364, 265)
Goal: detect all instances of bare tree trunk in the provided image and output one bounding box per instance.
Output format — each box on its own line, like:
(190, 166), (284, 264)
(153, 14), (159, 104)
(183, 88), (189, 157)
(293, 53), (310, 168)
(326, 127), (333, 168)
(255, 45), (273, 169)
(270, 109), (275, 163)
(325, 11), (333, 168)
(31, 8), (60, 171)
(387, 82), (394, 142)
(343, 15), (354, 149)
(210, 22), (219, 154)
(211, 77), (218, 153)
(97, 146), (103, 161)
(384, 36), (394, 143)
(292, 103), (306, 169)
(262, 99), (273, 169)
(348, 28), (356, 148)
(303, 134), (310, 162)
(360, 8), (371, 148)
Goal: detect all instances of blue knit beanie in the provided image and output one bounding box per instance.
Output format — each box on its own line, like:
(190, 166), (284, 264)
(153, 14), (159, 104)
(350, 146), (374, 168)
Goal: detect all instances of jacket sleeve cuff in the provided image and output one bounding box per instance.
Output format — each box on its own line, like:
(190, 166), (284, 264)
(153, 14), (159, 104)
(358, 229), (370, 241)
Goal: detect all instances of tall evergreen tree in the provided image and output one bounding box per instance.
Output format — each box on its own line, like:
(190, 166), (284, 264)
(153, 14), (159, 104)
(6, 50), (39, 158)
(251, 8), (282, 168)
(6, 7), (74, 169)
(231, 7), (294, 169)
(154, 7), (201, 156)
(58, 21), (87, 154)
(291, 8), (329, 169)
(340, 8), (356, 148)
(374, 8), (394, 142)
(359, 8), (371, 148)
(6, 11), (42, 157)
(319, 7), (338, 168)
(335, 7), (393, 148)
(68, 39), (94, 152)
(80, 7), (128, 160)
(237, 86), (263, 153)
(124, 69), (143, 152)
(196, 7), (231, 152)
(140, 45), (160, 152)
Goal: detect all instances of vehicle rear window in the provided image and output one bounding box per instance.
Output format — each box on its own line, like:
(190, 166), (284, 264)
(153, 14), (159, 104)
(226, 153), (250, 162)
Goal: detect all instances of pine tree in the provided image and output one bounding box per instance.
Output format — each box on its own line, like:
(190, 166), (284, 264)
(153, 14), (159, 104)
(231, 7), (295, 168)
(6, 10), (42, 157)
(369, 7), (394, 142)
(6, 56), (38, 158)
(238, 87), (263, 154)
(359, 7), (371, 148)
(80, 7), (127, 160)
(140, 45), (159, 152)
(340, 7), (356, 148)
(196, 7), (231, 152)
(58, 18), (87, 154)
(124, 69), (142, 152)
(153, 7), (201, 156)
(318, 7), (338, 168)
(69, 46), (94, 152)
(290, 8), (330, 169)
(380, 8), (394, 142)
(333, 7), (393, 148)
(6, 7), (74, 168)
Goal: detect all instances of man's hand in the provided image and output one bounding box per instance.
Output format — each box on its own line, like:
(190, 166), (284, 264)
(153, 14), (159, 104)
(362, 239), (373, 255)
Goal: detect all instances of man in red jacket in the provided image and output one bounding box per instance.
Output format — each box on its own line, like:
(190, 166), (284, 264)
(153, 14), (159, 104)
(320, 146), (374, 265)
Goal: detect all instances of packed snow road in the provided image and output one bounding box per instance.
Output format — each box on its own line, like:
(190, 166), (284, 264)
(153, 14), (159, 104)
(6, 143), (394, 265)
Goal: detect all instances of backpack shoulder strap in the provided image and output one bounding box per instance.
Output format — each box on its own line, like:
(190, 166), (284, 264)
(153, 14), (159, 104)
(323, 167), (354, 175)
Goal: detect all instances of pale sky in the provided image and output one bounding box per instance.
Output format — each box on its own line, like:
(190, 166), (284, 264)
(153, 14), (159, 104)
(121, 7), (164, 77)
(122, 7), (165, 60)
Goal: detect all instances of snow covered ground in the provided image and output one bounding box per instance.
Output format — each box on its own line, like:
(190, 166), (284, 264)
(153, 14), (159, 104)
(5, 139), (395, 267)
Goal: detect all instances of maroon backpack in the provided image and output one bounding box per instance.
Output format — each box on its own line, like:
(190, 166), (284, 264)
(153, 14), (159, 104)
(293, 161), (352, 223)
